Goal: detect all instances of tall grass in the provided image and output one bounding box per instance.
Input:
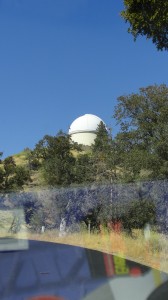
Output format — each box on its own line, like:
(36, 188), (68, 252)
(21, 227), (168, 273)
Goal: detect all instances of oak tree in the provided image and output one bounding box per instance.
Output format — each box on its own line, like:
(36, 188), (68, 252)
(114, 84), (168, 180)
(121, 0), (168, 50)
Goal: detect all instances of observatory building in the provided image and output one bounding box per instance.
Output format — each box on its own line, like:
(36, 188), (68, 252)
(69, 114), (105, 146)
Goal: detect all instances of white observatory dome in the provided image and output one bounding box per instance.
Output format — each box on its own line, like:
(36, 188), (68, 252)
(69, 114), (103, 134)
(69, 114), (104, 146)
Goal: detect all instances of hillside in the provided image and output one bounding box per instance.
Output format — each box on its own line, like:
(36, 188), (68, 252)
(13, 150), (47, 190)
(12, 150), (29, 166)
(9, 147), (87, 190)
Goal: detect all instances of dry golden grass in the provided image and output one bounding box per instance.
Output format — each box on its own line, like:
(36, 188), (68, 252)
(12, 151), (44, 189)
(17, 228), (168, 274)
(13, 151), (28, 166)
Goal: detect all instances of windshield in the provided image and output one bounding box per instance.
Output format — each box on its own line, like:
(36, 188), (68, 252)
(0, 0), (168, 299)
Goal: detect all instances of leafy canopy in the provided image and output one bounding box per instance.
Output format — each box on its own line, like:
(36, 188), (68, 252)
(114, 84), (168, 180)
(92, 121), (110, 154)
(34, 133), (80, 186)
(121, 0), (168, 50)
(0, 155), (31, 192)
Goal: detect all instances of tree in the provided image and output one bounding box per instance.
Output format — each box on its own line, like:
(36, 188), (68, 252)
(121, 0), (168, 51)
(0, 156), (31, 192)
(92, 122), (117, 182)
(3, 156), (16, 190)
(0, 169), (4, 190)
(11, 166), (31, 189)
(43, 154), (75, 186)
(0, 152), (3, 164)
(122, 199), (156, 234)
(0, 152), (4, 189)
(74, 153), (95, 184)
(34, 133), (80, 186)
(114, 132), (149, 182)
(114, 84), (168, 180)
(25, 148), (41, 171)
(92, 121), (110, 153)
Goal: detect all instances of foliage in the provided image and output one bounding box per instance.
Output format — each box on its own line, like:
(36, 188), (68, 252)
(82, 206), (102, 233)
(32, 123), (119, 186)
(34, 133), (80, 186)
(25, 149), (41, 171)
(91, 122), (116, 182)
(74, 153), (95, 184)
(92, 121), (110, 153)
(0, 155), (31, 192)
(2, 156), (16, 191)
(11, 166), (32, 188)
(114, 84), (168, 180)
(23, 199), (38, 224)
(4, 156), (16, 177)
(1, 181), (166, 238)
(121, 199), (156, 232)
(121, 0), (168, 50)
(42, 155), (75, 186)
(30, 210), (44, 232)
(0, 152), (3, 164)
(0, 168), (4, 190)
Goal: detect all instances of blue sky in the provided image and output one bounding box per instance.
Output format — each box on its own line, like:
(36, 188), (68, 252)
(0, 0), (167, 158)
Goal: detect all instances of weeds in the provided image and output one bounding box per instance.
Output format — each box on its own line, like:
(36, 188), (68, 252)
(16, 227), (168, 273)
